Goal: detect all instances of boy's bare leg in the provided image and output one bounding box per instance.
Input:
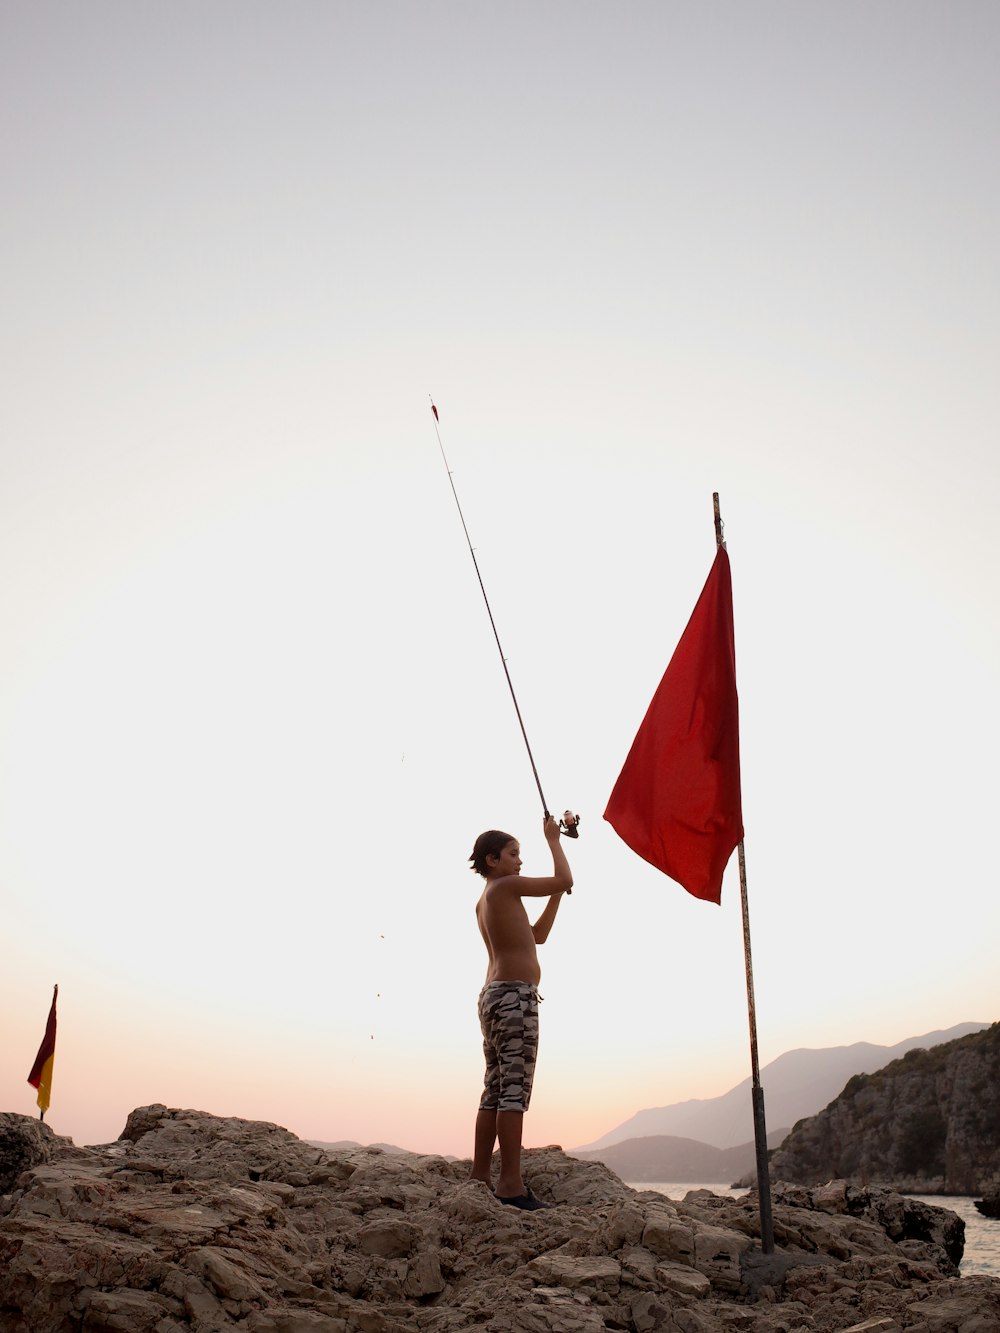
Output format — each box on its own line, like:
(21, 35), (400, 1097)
(470, 1108), (497, 1184)
(495, 1110), (526, 1198)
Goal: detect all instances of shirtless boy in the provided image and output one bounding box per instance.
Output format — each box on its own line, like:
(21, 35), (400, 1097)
(469, 814), (573, 1209)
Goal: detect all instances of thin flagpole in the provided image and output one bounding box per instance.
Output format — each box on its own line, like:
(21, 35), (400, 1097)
(714, 492), (775, 1255)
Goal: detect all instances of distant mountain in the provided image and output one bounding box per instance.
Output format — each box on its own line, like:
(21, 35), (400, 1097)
(308, 1140), (460, 1162)
(309, 1140), (410, 1155)
(574, 1127), (789, 1183)
(770, 1022), (1000, 1195)
(577, 1023), (989, 1151)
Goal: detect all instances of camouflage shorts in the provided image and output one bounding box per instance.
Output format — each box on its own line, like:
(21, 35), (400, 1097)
(478, 981), (540, 1113)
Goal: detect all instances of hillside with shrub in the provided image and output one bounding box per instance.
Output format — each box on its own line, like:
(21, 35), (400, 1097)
(770, 1022), (1000, 1195)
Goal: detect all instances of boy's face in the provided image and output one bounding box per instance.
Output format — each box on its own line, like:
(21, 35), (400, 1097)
(491, 839), (521, 877)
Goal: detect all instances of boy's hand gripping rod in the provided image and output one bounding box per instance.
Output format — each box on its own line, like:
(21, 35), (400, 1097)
(430, 400), (580, 853)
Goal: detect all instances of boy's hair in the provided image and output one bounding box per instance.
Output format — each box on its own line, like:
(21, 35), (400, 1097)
(470, 829), (516, 878)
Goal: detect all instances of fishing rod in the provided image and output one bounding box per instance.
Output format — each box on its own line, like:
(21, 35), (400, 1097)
(430, 398), (579, 845)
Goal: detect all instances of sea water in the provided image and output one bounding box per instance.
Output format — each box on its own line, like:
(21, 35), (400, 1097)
(629, 1183), (1000, 1278)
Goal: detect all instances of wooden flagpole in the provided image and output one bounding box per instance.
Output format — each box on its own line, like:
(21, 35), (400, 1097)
(713, 493), (775, 1255)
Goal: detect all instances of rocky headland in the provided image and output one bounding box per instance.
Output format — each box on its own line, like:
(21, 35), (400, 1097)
(577, 1024), (988, 1153)
(770, 1022), (1000, 1197)
(3, 1105), (1000, 1332)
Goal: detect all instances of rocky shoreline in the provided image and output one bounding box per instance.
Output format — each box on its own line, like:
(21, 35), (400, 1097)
(2, 1105), (999, 1332)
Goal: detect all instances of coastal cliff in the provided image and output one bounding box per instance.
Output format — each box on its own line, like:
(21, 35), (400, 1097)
(770, 1022), (1000, 1195)
(2, 1104), (1000, 1331)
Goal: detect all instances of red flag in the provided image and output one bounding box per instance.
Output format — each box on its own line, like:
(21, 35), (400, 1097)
(604, 547), (743, 904)
(27, 985), (58, 1115)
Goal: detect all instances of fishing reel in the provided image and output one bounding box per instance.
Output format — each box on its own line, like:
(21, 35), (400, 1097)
(560, 810), (580, 839)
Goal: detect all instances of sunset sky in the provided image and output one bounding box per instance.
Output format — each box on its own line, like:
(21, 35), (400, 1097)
(2, 2), (997, 1157)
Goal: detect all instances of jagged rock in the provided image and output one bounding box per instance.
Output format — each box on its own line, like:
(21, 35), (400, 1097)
(1, 1104), (998, 1332)
(0, 1112), (82, 1194)
(974, 1193), (1000, 1219)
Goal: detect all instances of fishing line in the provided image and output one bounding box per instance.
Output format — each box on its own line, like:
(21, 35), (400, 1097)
(430, 398), (579, 846)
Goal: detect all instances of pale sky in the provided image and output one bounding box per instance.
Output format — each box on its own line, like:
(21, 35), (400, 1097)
(2, 2), (997, 1157)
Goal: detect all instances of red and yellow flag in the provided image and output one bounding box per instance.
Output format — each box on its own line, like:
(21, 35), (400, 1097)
(27, 984), (58, 1117)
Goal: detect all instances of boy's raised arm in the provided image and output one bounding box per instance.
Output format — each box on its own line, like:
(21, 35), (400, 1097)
(492, 814), (574, 898)
(531, 893), (562, 944)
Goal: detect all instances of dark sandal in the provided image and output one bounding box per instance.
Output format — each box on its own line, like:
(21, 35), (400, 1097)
(496, 1187), (546, 1211)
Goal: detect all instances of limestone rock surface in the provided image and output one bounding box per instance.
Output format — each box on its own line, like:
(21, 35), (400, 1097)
(1, 1105), (999, 1332)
